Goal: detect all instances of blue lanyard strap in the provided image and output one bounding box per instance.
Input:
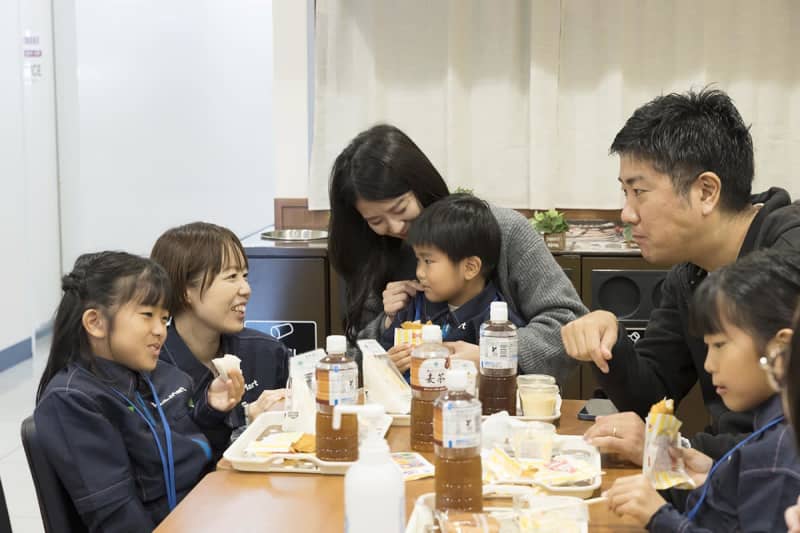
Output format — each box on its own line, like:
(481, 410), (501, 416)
(109, 378), (178, 511)
(686, 415), (784, 520)
(144, 377), (177, 511)
(413, 293), (424, 322)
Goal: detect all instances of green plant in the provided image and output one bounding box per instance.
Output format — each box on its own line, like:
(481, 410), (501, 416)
(530, 209), (569, 234)
(453, 186), (473, 195)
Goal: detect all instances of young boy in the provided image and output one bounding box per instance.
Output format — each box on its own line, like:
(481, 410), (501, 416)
(379, 194), (525, 358)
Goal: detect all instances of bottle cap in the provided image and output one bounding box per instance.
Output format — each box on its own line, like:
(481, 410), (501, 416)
(421, 324), (442, 343)
(326, 335), (347, 354)
(490, 301), (508, 322)
(446, 369), (468, 391)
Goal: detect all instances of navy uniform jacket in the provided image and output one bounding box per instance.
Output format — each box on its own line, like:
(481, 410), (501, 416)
(648, 394), (800, 532)
(35, 357), (228, 532)
(380, 281), (526, 380)
(159, 325), (290, 454)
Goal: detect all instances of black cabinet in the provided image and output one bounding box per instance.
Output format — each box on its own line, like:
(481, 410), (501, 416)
(243, 238), (343, 354)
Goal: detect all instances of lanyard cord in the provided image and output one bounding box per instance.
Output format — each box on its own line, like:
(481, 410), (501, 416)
(144, 376), (177, 511)
(415, 292), (503, 341)
(686, 415), (784, 520)
(109, 380), (178, 511)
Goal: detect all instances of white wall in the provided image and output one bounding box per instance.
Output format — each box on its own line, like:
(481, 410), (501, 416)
(0, 0), (60, 354)
(0, 0), (31, 352)
(54, 0), (277, 270)
(22, 0), (61, 336)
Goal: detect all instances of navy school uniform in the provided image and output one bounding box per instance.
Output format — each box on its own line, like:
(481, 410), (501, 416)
(34, 357), (228, 532)
(647, 394), (800, 532)
(380, 281), (526, 380)
(159, 325), (290, 454)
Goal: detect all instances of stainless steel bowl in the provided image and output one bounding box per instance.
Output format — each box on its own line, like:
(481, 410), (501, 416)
(260, 229), (328, 241)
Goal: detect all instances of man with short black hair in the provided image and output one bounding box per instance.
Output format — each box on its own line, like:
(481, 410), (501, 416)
(562, 88), (800, 462)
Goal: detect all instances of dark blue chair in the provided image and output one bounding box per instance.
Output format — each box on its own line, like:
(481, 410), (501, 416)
(21, 416), (86, 533)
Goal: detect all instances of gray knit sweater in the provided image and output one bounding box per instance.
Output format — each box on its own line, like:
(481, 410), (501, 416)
(356, 205), (587, 385)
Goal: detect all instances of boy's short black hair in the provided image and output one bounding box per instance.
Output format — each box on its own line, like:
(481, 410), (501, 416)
(407, 193), (501, 279)
(610, 87), (754, 213)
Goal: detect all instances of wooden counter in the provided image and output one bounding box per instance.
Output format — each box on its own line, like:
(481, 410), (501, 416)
(156, 400), (644, 532)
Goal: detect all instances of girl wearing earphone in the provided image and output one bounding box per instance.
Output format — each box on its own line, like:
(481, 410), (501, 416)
(604, 249), (800, 532)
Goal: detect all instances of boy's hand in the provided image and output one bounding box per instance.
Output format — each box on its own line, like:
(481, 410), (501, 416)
(584, 411), (645, 465)
(605, 474), (666, 527)
(444, 341), (479, 367)
(560, 310), (618, 373)
(382, 280), (423, 325)
(207, 368), (245, 412)
(387, 344), (413, 374)
(246, 388), (287, 422)
(669, 447), (712, 487)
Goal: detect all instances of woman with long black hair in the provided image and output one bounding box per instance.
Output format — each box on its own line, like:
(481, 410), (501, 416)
(328, 124), (586, 383)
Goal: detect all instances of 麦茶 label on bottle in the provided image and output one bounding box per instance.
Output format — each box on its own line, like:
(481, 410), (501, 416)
(411, 357), (448, 391)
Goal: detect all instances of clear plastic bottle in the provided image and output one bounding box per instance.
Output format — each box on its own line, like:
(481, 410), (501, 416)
(479, 301), (518, 415)
(333, 404), (405, 533)
(434, 369), (483, 512)
(410, 325), (450, 452)
(315, 335), (359, 461)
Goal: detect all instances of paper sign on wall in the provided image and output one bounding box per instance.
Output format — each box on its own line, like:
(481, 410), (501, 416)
(22, 31), (43, 84)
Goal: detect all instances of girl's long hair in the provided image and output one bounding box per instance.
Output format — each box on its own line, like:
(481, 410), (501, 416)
(788, 304), (800, 445)
(328, 124), (449, 343)
(36, 251), (170, 402)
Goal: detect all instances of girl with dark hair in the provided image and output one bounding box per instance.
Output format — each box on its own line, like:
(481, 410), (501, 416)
(605, 249), (800, 532)
(783, 307), (800, 532)
(35, 251), (244, 531)
(151, 222), (291, 451)
(328, 124), (585, 382)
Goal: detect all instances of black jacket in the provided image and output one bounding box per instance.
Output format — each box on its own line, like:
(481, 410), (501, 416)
(648, 395), (800, 532)
(596, 188), (800, 458)
(159, 326), (290, 455)
(35, 358), (227, 532)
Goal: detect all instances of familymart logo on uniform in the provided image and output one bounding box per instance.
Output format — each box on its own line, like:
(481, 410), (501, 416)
(149, 386), (187, 408)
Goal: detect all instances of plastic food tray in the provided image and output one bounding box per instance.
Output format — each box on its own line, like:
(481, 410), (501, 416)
(390, 413), (410, 426)
(409, 491), (589, 533)
(224, 411), (389, 475)
(495, 435), (602, 499)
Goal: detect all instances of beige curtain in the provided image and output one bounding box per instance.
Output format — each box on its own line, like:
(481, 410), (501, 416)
(309, 0), (800, 210)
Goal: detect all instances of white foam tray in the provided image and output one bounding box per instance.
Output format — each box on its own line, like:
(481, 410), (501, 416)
(224, 411), (389, 475)
(492, 435), (601, 499)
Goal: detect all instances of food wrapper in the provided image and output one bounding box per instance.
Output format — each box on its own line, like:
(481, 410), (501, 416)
(515, 494), (586, 533)
(211, 353), (241, 379)
(391, 452), (435, 481)
(394, 320), (426, 347)
(244, 431), (313, 456)
(642, 398), (695, 490)
(533, 455), (597, 487)
(283, 349), (325, 433)
(359, 339), (412, 414)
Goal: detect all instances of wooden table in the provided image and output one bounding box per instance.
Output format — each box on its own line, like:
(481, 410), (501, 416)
(156, 400), (644, 532)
